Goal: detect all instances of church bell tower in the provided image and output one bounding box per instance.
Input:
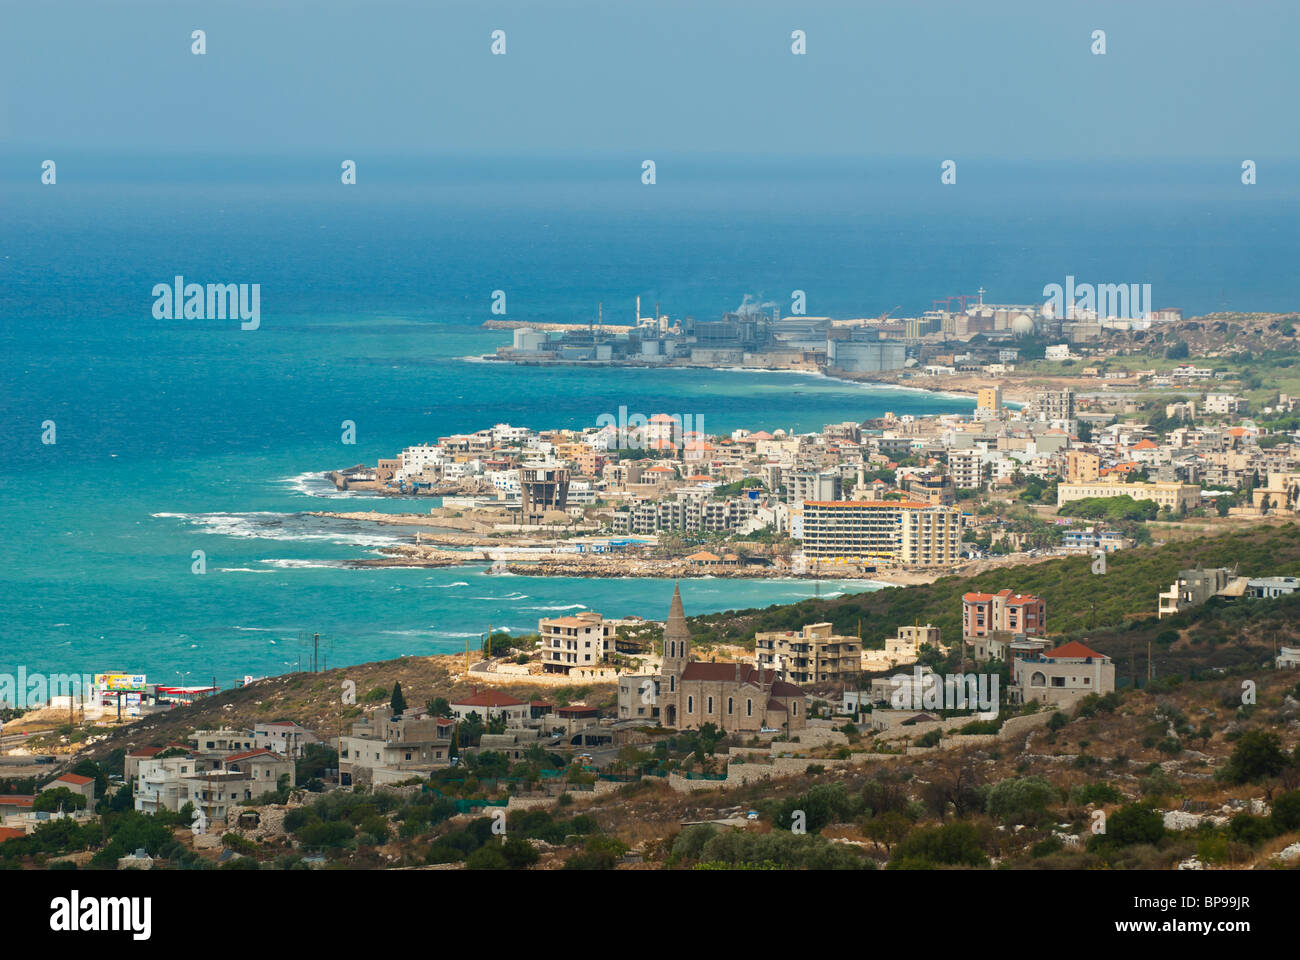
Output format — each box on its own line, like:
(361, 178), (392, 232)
(661, 581), (691, 678)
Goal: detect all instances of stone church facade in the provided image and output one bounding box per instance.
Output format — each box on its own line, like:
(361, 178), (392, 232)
(657, 583), (807, 736)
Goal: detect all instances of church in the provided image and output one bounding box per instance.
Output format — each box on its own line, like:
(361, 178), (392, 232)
(654, 583), (807, 736)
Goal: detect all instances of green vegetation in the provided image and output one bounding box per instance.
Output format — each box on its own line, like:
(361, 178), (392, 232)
(695, 525), (1300, 647)
(1058, 495), (1159, 523)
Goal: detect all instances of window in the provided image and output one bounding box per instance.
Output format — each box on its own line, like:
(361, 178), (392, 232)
(707, 697), (714, 714)
(687, 696), (694, 714)
(727, 698), (733, 715)
(792, 702), (798, 716)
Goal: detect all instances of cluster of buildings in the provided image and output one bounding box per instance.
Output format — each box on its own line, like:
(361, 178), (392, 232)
(1157, 567), (1300, 619)
(495, 292), (1188, 374)
(333, 359), (1300, 573)
(952, 587), (1116, 707)
(127, 722), (318, 825)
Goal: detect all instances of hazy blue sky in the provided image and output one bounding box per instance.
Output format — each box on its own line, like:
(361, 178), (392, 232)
(2, 0), (1297, 159)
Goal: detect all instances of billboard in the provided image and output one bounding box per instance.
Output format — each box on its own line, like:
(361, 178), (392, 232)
(94, 672), (148, 692)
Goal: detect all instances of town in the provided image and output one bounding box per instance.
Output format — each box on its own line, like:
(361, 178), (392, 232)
(323, 310), (1300, 584)
(4, 561), (1299, 871)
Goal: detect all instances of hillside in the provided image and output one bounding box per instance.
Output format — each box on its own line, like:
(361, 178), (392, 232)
(691, 524), (1300, 652)
(75, 654), (615, 765)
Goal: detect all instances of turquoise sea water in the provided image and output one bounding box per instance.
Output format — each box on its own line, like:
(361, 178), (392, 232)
(2, 156), (1297, 688)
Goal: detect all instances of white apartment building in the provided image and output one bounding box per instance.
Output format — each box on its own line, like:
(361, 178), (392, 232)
(948, 450), (984, 490)
(538, 611), (615, 675)
(799, 500), (962, 567)
(1204, 394), (1247, 416)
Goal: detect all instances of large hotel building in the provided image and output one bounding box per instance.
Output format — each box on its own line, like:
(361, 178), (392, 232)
(799, 500), (963, 566)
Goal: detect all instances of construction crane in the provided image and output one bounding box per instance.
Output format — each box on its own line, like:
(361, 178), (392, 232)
(877, 305), (902, 322)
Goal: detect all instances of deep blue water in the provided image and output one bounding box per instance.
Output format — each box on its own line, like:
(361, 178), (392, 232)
(1, 155), (1297, 689)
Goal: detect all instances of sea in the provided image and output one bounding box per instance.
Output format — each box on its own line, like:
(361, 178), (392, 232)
(2, 153), (1297, 688)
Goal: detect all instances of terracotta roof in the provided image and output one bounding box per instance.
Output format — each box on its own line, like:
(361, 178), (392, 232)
(544, 615), (603, 627)
(128, 746), (165, 758)
(1042, 640), (1108, 661)
(50, 773), (93, 786)
(765, 699), (787, 712)
(0, 796), (35, 807)
(223, 749), (280, 764)
(0, 827), (25, 842)
(453, 690), (526, 708)
(963, 589), (1040, 605)
(686, 551), (721, 562)
(678, 662), (804, 698)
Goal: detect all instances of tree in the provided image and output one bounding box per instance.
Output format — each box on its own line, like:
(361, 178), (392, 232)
(1091, 803), (1165, 849)
(1217, 730), (1291, 786)
(861, 811), (910, 854)
(33, 787), (87, 813)
(390, 682), (407, 716)
(466, 843), (509, 870)
(427, 697), (452, 718)
(889, 822), (987, 869)
(1271, 790), (1300, 833)
(502, 837), (541, 869)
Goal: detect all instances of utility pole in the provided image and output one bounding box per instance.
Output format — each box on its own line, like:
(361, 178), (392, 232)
(1147, 639), (1153, 685)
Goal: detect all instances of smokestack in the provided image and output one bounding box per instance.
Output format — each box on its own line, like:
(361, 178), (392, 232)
(636, 295), (641, 323)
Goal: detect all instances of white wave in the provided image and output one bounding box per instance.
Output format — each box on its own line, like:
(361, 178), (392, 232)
(219, 567), (275, 574)
(259, 558), (346, 569)
(232, 626), (276, 632)
(470, 592), (529, 601)
(525, 603), (587, 611)
(154, 511), (405, 547)
(276, 471), (369, 499)
(434, 581), (469, 588)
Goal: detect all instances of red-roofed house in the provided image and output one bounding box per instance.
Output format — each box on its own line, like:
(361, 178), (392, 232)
(962, 589), (1046, 642)
(40, 772), (97, 814)
(1011, 640), (1114, 707)
(0, 796), (35, 819)
(219, 749), (295, 788)
(450, 689), (529, 725)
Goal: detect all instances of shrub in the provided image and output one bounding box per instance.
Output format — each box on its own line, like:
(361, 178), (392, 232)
(1271, 790), (1300, 833)
(1069, 782), (1122, 806)
(985, 776), (1058, 827)
(889, 822), (988, 869)
(1089, 803), (1165, 850)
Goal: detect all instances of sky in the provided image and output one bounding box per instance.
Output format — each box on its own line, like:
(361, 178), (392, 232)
(2, 0), (1298, 161)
